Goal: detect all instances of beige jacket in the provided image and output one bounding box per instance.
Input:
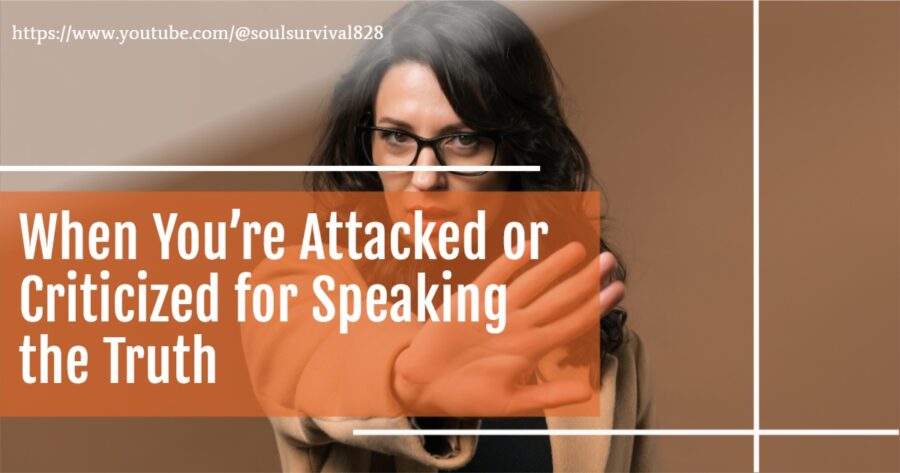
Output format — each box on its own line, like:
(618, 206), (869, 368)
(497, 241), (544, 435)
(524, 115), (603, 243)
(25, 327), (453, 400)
(245, 253), (657, 472)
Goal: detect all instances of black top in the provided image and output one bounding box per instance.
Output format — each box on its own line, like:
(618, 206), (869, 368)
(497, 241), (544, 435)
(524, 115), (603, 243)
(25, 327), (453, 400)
(444, 417), (553, 472)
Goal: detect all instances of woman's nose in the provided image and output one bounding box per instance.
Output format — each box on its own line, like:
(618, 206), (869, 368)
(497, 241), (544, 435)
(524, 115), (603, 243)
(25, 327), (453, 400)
(409, 146), (447, 191)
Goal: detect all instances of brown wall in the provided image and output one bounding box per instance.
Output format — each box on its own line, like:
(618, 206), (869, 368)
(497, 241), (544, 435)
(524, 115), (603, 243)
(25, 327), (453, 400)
(760, 1), (899, 471)
(545, 3), (754, 470)
(1, 2), (896, 472)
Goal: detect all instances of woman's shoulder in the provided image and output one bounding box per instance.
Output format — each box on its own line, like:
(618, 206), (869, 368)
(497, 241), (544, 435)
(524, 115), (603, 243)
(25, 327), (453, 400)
(602, 324), (655, 453)
(617, 326), (648, 360)
(606, 325), (652, 397)
(605, 325), (647, 363)
(606, 326), (659, 473)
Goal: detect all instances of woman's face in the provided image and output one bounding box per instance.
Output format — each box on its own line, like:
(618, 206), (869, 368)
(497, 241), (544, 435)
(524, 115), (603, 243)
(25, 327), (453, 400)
(373, 62), (510, 228)
(373, 62), (510, 193)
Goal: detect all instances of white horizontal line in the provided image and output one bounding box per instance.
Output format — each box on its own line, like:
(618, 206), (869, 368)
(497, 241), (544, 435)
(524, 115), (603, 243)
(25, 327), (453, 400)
(353, 429), (900, 437)
(0, 165), (539, 173)
(758, 429), (900, 436)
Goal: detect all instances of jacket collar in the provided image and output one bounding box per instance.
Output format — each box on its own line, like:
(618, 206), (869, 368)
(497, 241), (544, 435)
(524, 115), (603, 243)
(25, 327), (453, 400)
(545, 354), (618, 472)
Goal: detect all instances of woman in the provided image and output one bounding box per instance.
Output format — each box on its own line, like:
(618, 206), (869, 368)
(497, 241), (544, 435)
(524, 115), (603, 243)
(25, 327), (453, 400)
(248, 2), (656, 471)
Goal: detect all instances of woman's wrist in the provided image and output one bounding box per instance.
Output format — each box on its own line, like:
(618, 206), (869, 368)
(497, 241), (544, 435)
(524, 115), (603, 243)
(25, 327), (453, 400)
(391, 348), (420, 411)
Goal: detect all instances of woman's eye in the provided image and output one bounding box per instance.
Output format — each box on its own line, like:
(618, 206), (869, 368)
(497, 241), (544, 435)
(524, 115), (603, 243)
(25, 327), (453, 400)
(391, 133), (410, 143)
(452, 134), (478, 147)
(379, 131), (412, 146)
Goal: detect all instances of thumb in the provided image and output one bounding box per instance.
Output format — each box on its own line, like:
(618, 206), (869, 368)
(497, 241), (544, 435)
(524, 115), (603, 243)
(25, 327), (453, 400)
(506, 380), (593, 414)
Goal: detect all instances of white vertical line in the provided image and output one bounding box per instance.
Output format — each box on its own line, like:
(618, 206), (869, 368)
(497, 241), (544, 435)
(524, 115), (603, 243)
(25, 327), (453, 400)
(753, 0), (761, 471)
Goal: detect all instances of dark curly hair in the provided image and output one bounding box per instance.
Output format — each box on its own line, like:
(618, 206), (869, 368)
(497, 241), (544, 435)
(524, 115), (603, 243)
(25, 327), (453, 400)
(306, 1), (627, 385)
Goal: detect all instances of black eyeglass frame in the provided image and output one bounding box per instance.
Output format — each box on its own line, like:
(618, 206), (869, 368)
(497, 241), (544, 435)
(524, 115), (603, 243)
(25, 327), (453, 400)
(357, 125), (504, 176)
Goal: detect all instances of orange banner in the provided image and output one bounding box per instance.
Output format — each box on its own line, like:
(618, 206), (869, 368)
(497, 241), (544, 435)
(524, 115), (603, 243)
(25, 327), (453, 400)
(1, 192), (602, 417)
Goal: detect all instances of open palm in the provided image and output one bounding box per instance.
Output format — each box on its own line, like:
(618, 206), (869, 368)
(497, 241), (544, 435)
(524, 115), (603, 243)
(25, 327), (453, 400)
(392, 242), (624, 416)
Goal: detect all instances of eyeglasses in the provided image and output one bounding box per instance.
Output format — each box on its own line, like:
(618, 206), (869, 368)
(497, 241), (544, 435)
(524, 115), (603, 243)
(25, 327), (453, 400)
(357, 126), (503, 176)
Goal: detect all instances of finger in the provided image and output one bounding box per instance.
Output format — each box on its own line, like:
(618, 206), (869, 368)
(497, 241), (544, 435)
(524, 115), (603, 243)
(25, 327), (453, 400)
(512, 291), (601, 359)
(520, 281), (625, 358)
(599, 251), (620, 288)
(523, 251), (618, 326)
(518, 252), (600, 326)
(505, 380), (593, 414)
(506, 241), (586, 308)
(599, 250), (619, 286)
(474, 240), (534, 287)
(598, 280), (626, 318)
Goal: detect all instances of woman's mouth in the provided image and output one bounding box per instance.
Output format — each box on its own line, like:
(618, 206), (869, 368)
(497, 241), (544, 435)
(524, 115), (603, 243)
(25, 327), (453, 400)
(407, 205), (456, 220)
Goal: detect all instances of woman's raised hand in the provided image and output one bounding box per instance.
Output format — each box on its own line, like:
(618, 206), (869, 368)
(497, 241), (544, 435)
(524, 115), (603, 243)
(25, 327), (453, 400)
(391, 242), (625, 416)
